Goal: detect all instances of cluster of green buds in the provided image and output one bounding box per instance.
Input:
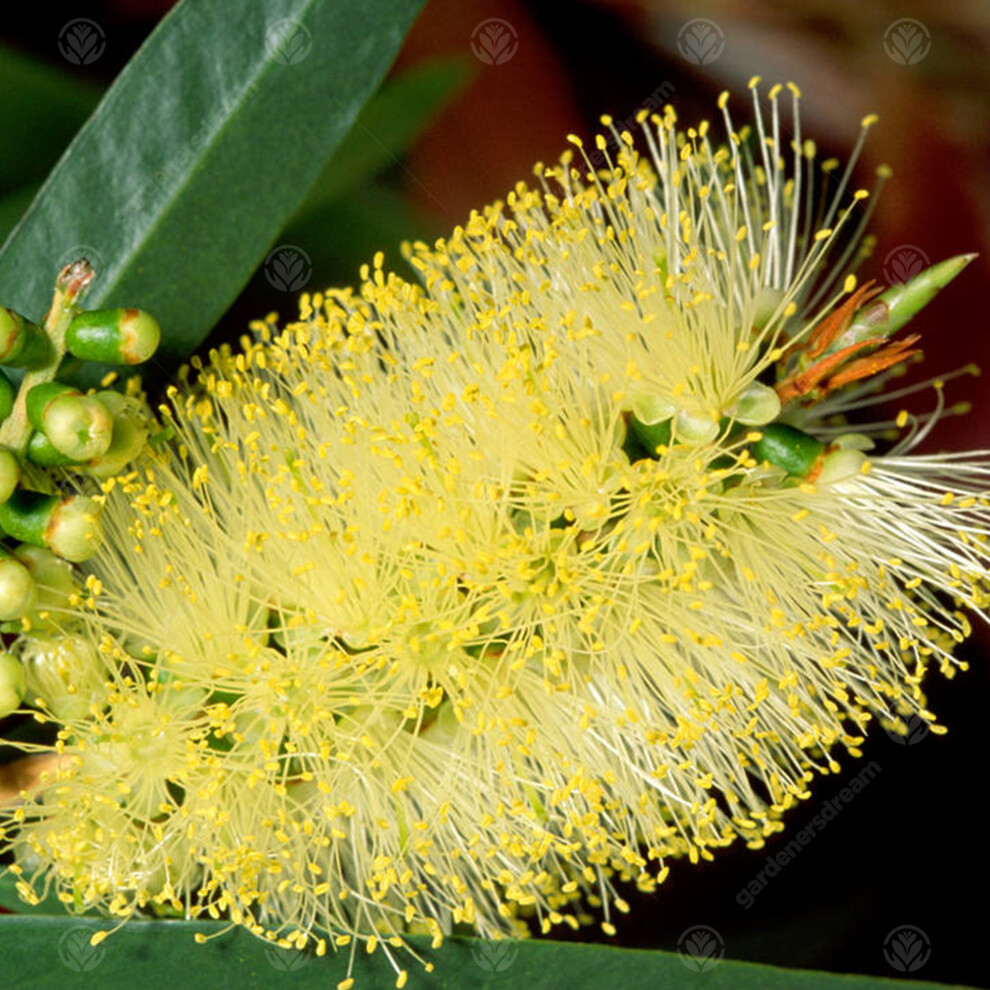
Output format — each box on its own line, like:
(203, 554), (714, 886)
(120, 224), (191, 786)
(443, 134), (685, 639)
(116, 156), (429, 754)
(624, 253), (976, 483)
(0, 260), (161, 711)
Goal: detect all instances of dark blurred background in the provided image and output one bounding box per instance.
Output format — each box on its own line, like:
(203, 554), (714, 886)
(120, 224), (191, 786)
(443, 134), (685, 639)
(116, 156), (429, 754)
(2, 1), (989, 985)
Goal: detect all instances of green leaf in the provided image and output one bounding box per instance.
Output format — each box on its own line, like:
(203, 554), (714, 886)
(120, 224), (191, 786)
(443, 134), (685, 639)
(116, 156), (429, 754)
(0, 0), (426, 371)
(0, 44), (101, 191)
(0, 914), (970, 989)
(294, 55), (472, 216)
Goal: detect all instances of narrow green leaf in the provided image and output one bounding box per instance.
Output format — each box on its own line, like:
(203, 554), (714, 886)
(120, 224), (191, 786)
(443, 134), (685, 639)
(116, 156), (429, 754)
(0, 0), (426, 370)
(295, 56), (472, 215)
(0, 914), (970, 990)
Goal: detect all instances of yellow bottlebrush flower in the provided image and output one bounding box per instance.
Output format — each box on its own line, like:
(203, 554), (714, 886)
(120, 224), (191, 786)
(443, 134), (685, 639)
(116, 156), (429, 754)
(1, 82), (986, 979)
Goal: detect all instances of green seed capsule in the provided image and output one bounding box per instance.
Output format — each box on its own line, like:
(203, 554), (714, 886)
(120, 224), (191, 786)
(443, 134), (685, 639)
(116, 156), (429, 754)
(751, 423), (825, 478)
(84, 392), (149, 478)
(0, 650), (28, 717)
(0, 490), (103, 562)
(0, 553), (37, 622)
(26, 383), (114, 460)
(26, 381), (80, 431)
(26, 431), (79, 467)
(0, 308), (51, 367)
(66, 308), (162, 365)
(0, 446), (19, 504)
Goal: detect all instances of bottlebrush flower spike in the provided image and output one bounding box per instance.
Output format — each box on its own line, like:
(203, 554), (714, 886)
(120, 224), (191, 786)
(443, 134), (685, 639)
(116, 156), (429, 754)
(1, 81), (986, 983)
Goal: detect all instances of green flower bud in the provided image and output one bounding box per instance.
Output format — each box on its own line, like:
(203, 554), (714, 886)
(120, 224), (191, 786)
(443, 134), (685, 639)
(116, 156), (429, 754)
(0, 650), (27, 718)
(20, 634), (106, 722)
(751, 423), (826, 478)
(84, 392), (150, 478)
(48, 496), (104, 562)
(27, 383), (113, 460)
(0, 308), (51, 368)
(834, 253), (977, 353)
(66, 308), (161, 366)
(0, 369), (14, 421)
(728, 382), (781, 426)
(0, 551), (38, 621)
(0, 490), (103, 562)
(25, 431), (79, 467)
(0, 446), (19, 504)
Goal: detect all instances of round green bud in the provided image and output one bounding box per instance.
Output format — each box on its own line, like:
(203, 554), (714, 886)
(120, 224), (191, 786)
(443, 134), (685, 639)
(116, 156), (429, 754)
(728, 382), (781, 426)
(41, 394), (114, 461)
(0, 446), (19, 504)
(0, 308), (50, 367)
(0, 554), (38, 621)
(47, 495), (103, 562)
(84, 392), (149, 478)
(0, 490), (102, 562)
(0, 308), (22, 357)
(26, 381), (78, 429)
(66, 308), (161, 365)
(0, 650), (27, 718)
(751, 423), (826, 478)
(25, 431), (79, 467)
